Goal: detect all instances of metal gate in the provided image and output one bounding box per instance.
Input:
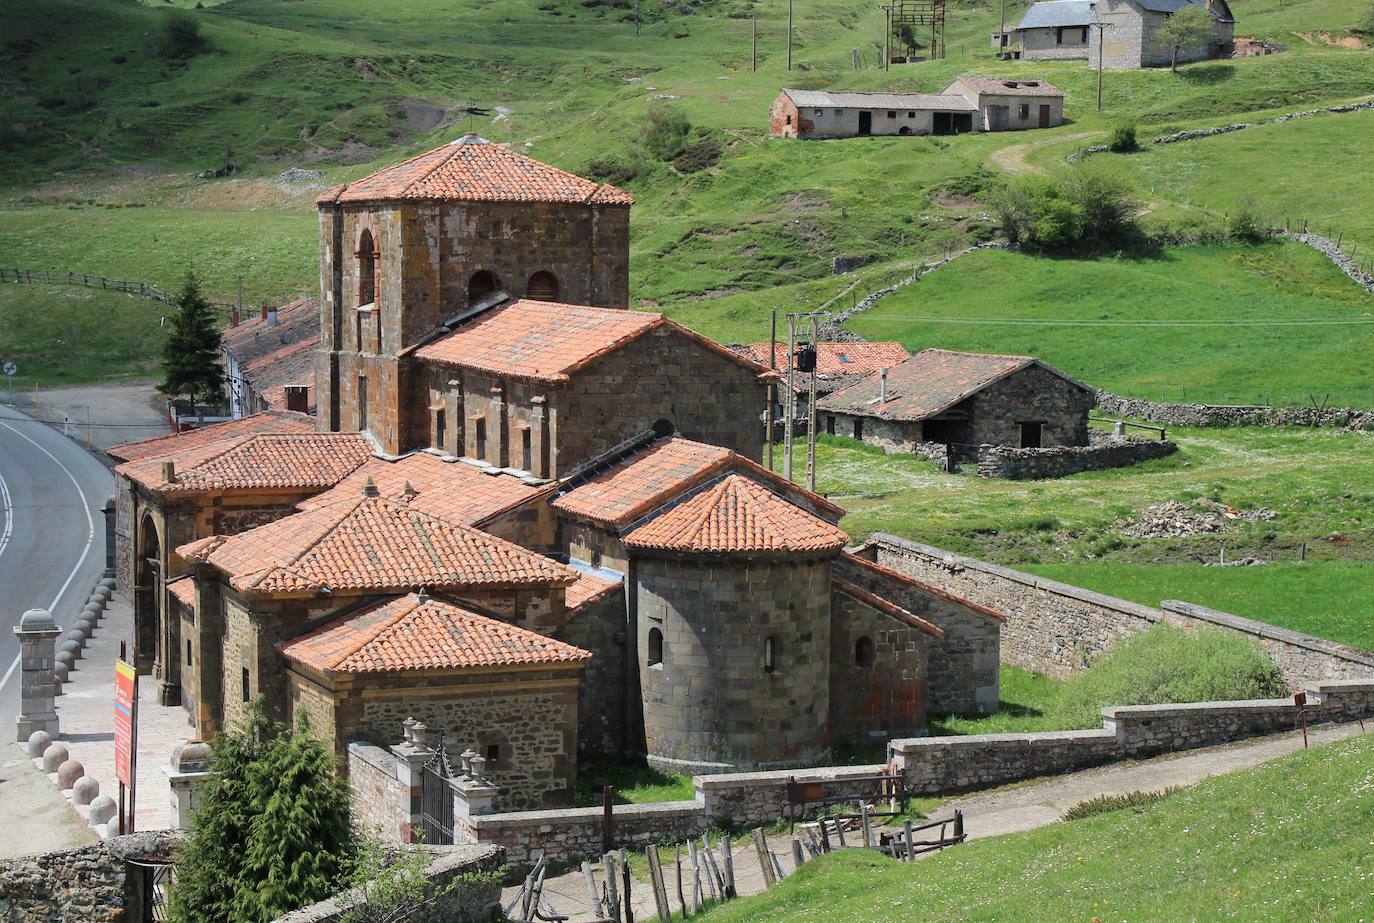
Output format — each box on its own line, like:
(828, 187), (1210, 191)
(128, 859), (175, 922)
(420, 745), (455, 845)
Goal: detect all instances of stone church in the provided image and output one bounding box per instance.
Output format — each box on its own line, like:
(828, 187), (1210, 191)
(110, 136), (1001, 811)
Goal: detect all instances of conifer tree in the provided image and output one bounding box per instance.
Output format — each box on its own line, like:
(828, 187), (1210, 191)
(170, 704), (278, 923)
(158, 271), (225, 411)
(233, 713), (355, 922)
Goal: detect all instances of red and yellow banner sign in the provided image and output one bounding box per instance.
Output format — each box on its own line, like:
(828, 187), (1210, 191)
(114, 659), (136, 787)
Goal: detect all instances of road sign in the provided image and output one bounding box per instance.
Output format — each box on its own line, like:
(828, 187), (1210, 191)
(2, 361), (15, 377)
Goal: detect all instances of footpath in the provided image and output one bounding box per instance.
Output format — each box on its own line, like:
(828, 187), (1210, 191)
(507, 718), (1371, 921)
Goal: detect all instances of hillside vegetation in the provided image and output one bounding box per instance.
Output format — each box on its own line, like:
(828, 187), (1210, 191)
(698, 730), (1374, 922)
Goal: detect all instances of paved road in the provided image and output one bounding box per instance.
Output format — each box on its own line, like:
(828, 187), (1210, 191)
(0, 403), (113, 733)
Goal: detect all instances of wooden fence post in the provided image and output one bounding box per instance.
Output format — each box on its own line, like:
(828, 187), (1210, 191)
(719, 836), (735, 899)
(582, 861), (605, 918)
(605, 852), (622, 923)
(673, 844), (686, 917)
(752, 828), (777, 888)
(687, 840), (701, 913)
(646, 845), (671, 922)
(791, 838), (805, 869)
(621, 848), (635, 923)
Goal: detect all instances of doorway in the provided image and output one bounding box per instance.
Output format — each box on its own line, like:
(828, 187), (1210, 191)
(1019, 421), (1044, 448)
(858, 111), (872, 136)
(1039, 104), (1051, 128)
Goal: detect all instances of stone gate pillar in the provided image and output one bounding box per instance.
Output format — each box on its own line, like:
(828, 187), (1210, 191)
(15, 608), (61, 741)
(389, 718), (436, 843)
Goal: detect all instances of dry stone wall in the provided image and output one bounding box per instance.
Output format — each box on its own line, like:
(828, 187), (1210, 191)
(1095, 390), (1374, 429)
(864, 535), (1374, 684)
(975, 435), (1177, 479)
(0, 832), (177, 923)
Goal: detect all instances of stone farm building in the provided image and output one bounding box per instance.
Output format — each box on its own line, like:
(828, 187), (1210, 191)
(768, 76), (1063, 138)
(735, 340), (911, 422)
(1002, 0), (1236, 68)
(222, 297), (320, 417)
(816, 348), (1095, 455)
(108, 138), (1004, 815)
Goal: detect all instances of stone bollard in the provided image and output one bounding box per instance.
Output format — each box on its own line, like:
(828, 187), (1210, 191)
(99, 577), (116, 593)
(27, 730), (52, 758)
(76, 618), (95, 638)
(82, 602), (103, 623)
(42, 742), (69, 772)
(93, 586), (112, 605)
(164, 741), (212, 830)
(61, 637), (84, 660)
(88, 794), (117, 829)
(15, 608), (61, 742)
(57, 650), (76, 672)
(57, 758), (85, 790)
(73, 776), (100, 806)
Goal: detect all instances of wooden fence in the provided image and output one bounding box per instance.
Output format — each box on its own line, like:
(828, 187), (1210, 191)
(0, 268), (235, 312)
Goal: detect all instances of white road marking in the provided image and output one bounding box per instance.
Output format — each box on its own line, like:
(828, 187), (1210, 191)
(0, 417), (96, 693)
(0, 468), (12, 561)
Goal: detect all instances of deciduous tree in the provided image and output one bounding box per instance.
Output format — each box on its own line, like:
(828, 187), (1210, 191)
(1156, 5), (1217, 72)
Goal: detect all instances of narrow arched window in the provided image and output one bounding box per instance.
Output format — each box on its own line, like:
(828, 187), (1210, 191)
(647, 627), (664, 667)
(764, 636), (777, 674)
(855, 636), (874, 668)
(469, 270), (500, 304)
(357, 229), (377, 307)
(526, 270), (559, 302)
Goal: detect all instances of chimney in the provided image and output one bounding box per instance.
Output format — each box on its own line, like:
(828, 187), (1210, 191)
(284, 386), (309, 413)
(162, 460), (176, 483)
(879, 368), (888, 403)
(230, 304), (240, 327)
(259, 305), (269, 321)
(361, 476), (379, 498)
(266, 308), (279, 327)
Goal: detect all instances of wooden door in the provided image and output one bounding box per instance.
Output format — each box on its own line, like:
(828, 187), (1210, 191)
(1039, 104), (1051, 128)
(858, 111), (872, 135)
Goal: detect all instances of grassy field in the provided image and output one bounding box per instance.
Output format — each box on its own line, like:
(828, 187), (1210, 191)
(928, 666), (1063, 735)
(1030, 561), (1374, 651)
(843, 240), (1374, 408)
(0, 284), (169, 386)
(812, 425), (1374, 564)
(699, 730), (1374, 922)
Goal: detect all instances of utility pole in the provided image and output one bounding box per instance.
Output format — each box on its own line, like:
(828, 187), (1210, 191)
(787, 0), (793, 71)
(766, 309), (777, 470)
(636, 0), (641, 37)
(752, 17), (757, 71)
(1092, 21), (1105, 110)
(805, 314), (820, 492)
(883, 5), (891, 71)
(782, 316), (796, 481)
(999, 0), (1007, 52)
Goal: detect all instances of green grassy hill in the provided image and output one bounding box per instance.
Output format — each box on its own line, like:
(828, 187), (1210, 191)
(699, 730), (1374, 922)
(844, 240), (1374, 407)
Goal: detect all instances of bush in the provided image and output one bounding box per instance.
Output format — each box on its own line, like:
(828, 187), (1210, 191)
(1062, 164), (1141, 248)
(157, 14), (206, 59)
(585, 154), (647, 186)
(673, 136), (723, 173)
(1047, 624), (1288, 730)
(1108, 121), (1138, 153)
(994, 167), (1141, 252)
(1227, 197), (1269, 244)
(641, 107), (692, 160)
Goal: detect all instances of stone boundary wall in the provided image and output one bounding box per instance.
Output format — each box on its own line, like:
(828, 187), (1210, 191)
(975, 436), (1176, 479)
(1285, 231), (1374, 294)
(891, 679), (1374, 794)
(463, 800), (708, 870)
(824, 241), (1010, 333)
(863, 534), (1374, 684)
(274, 845), (503, 923)
(349, 742), (409, 843)
(0, 831), (178, 922)
(1093, 389), (1374, 430)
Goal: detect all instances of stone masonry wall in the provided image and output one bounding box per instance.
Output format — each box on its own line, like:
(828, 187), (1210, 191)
(866, 534), (1374, 685)
(638, 554), (832, 773)
(348, 742), (410, 843)
(1094, 389), (1374, 430)
(828, 591), (931, 741)
(553, 586), (629, 759)
(275, 845), (504, 923)
(0, 832), (178, 923)
(975, 435), (1177, 479)
(891, 679), (1374, 794)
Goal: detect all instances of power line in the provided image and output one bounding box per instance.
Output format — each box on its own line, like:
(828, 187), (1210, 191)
(852, 314), (1374, 327)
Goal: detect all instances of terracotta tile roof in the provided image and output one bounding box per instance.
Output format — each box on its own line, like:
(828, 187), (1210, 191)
(414, 300), (777, 384)
(818, 348), (1089, 422)
(566, 569), (623, 611)
(166, 575), (196, 610)
(116, 433), (372, 495)
(554, 436), (844, 529)
(301, 453), (548, 525)
(108, 410), (315, 463)
(948, 75), (1064, 98)
(178, 493), (578, 596)
(832, 577), (944, 639)
(623, 474), (848, 555)
(321, 135), (633, 206)
(278, 592), (593, 674)
(222, 298), (319, 369)
(738, 342), (911, 378)
(838, 551), (1006, 622)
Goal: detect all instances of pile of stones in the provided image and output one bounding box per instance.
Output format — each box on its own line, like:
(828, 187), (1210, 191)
(1117, 499), (1276, 539)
